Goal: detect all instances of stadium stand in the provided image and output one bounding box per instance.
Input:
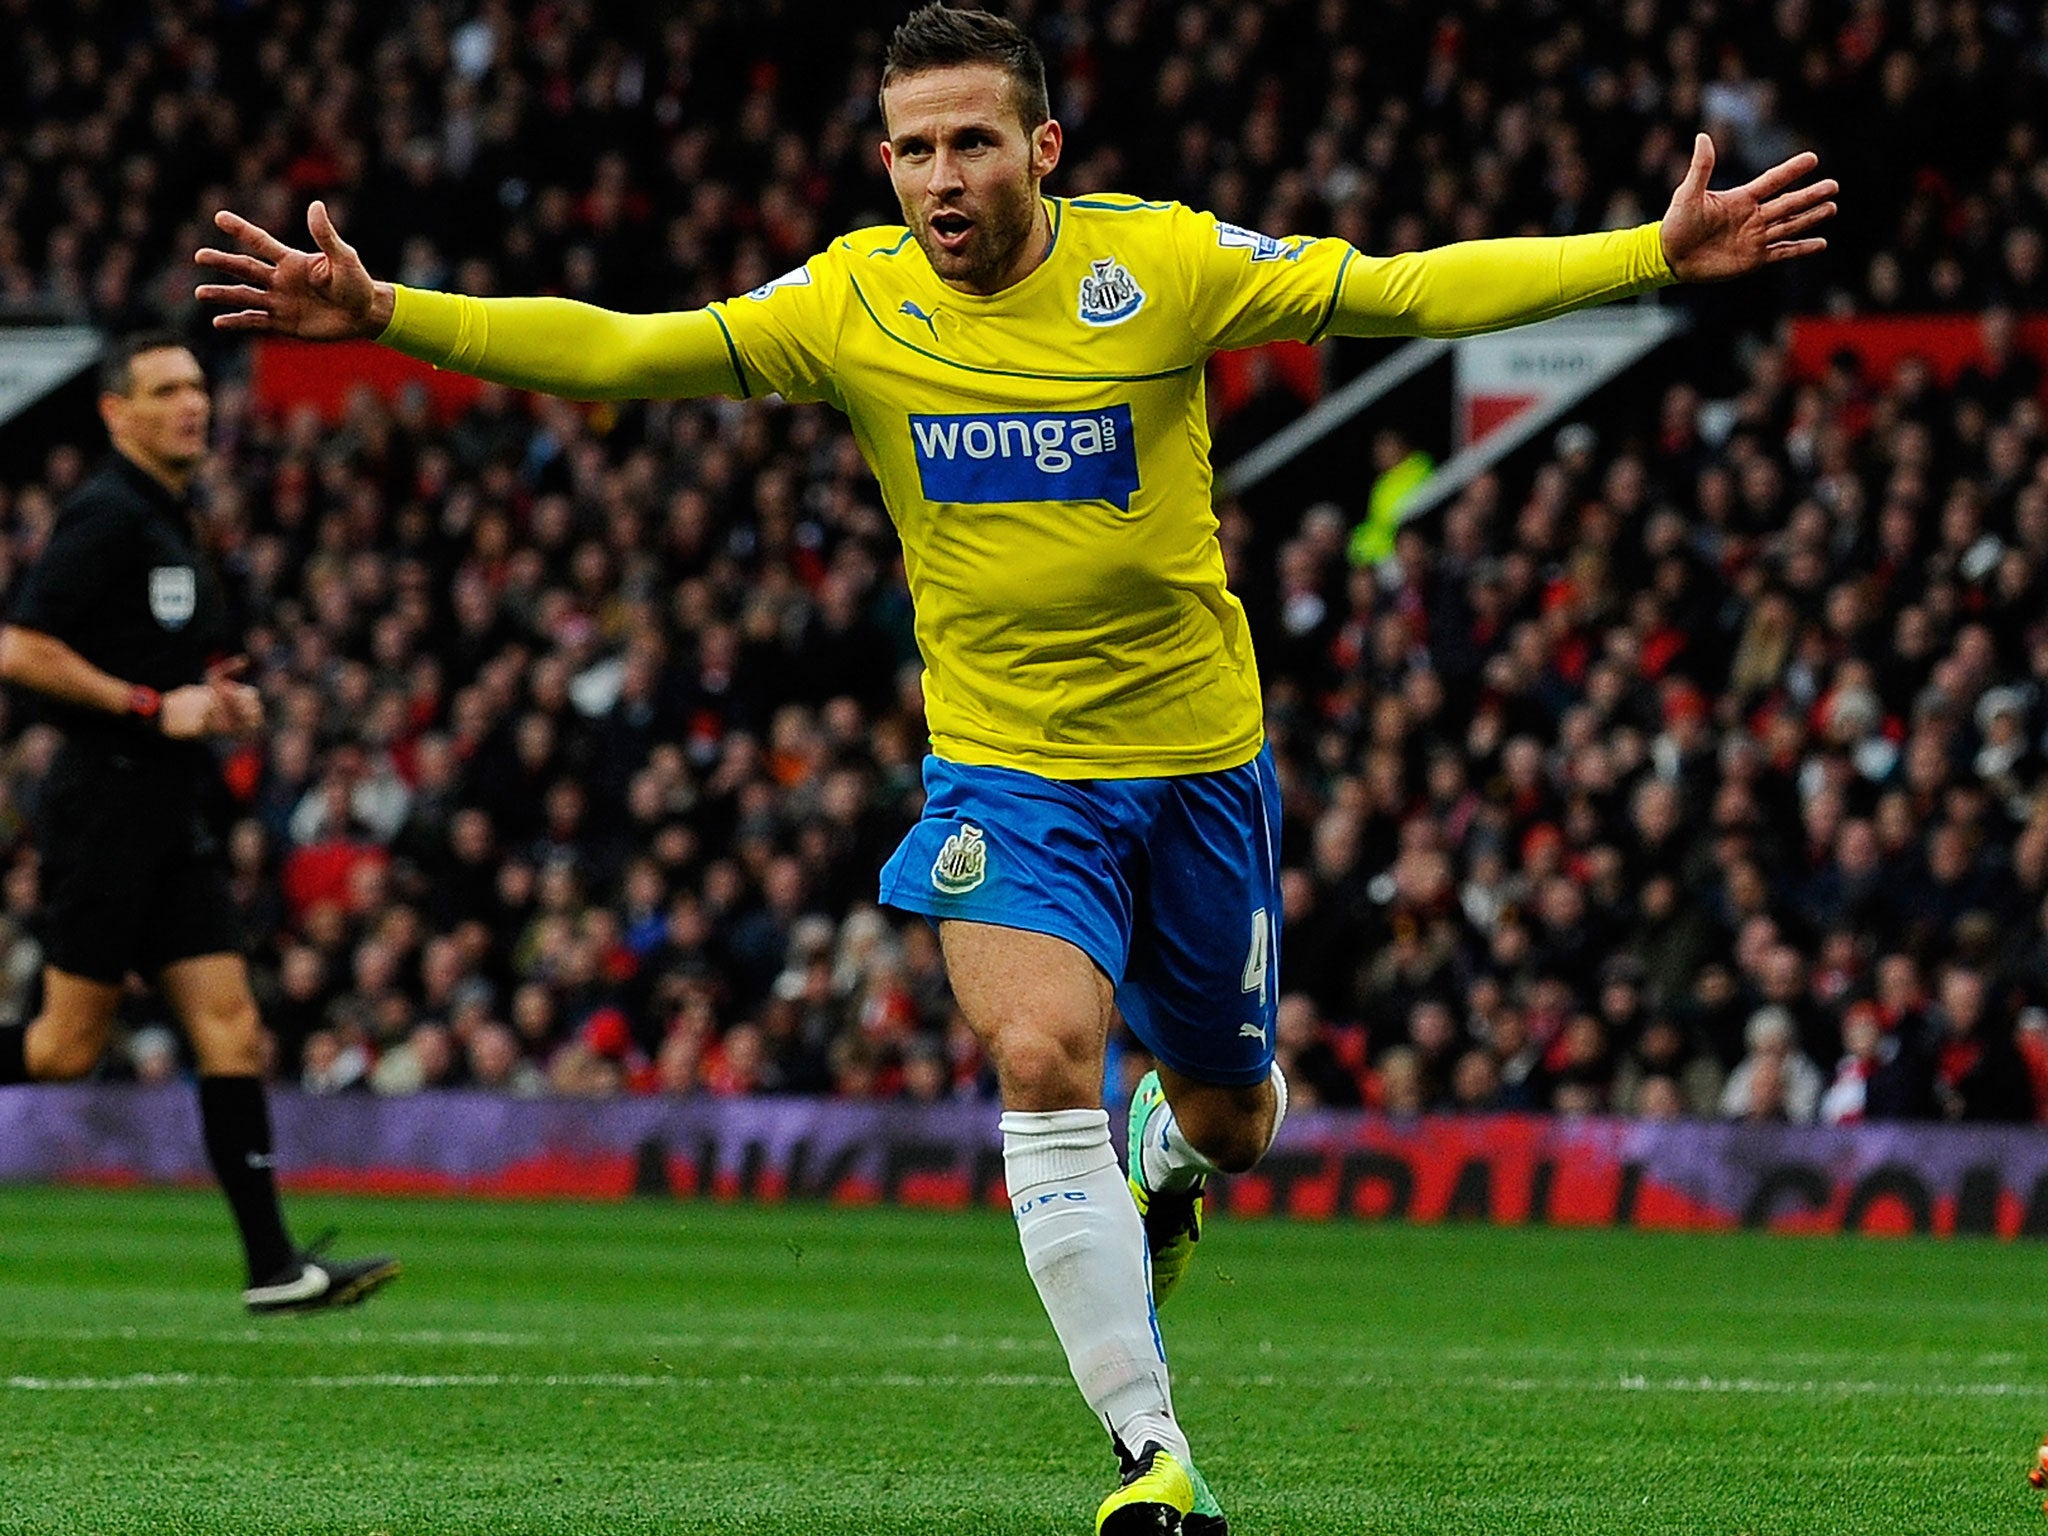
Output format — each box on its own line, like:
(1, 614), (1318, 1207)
(0, 1), (2044, 1123)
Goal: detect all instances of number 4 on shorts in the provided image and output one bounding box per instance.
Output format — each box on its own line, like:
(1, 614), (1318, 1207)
(1241, 907), (1275, 1005)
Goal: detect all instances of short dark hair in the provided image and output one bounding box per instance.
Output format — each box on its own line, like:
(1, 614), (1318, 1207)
(881, 4), (1049, 131)
(99, 329), (193, 397)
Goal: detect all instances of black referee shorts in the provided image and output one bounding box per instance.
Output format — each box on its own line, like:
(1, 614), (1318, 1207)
(35, 744), (243, 985)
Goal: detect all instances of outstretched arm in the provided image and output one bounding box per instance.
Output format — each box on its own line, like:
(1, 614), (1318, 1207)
(0, 628), (257, 739)
(1327, 136), (1836, 340)
(196, 202), (742, 401)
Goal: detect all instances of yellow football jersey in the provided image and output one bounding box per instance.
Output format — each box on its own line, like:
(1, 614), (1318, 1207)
(381, 200), (1670, 778)
(711, 196), (1358, 777)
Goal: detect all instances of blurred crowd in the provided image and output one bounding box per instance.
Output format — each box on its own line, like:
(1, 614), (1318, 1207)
(6, 0), (2048, 326)
(1256, 324), (2048, 1127)
(0, 0), (2044, 1123)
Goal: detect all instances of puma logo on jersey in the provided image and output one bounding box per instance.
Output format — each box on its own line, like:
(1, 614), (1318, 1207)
(1239, 1022), (1268, 1044)
(1077, 256), (1146, 325)
(899, 299), (941, 340)
(909, 406), (1141, 509)
(931, 823), (988, 895)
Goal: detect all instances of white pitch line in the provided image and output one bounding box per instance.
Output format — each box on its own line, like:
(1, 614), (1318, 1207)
(8, 1325), (1052, 1353)
(1324, 1373), (2048, 1401)
(3, 1371), (1073, 1393)
(7, 1370), (2044, 1399)
(16, 1326), (553, 1347)
(27, 1326), (2031, 1384)
(1607, 1375), (2048, 1399)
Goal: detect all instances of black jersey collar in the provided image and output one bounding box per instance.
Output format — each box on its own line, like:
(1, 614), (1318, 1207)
(107, 449), (194, 518)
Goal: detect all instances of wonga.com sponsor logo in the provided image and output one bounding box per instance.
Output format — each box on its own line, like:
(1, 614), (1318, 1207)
(910, 405), (1140, 508)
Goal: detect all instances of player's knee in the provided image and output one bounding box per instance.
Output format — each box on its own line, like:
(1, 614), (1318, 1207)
(28, 1022), (105, 1081)
(188, 999), (265, 1075)
(990, 1026), (1098, 1109)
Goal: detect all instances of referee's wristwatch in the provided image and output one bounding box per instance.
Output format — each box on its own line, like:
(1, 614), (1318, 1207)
(126, 684), (163, 730)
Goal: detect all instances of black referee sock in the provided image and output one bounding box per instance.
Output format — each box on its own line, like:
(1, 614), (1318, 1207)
(197, 1076), (297, 1285)
(0, 1027), (25, 1085)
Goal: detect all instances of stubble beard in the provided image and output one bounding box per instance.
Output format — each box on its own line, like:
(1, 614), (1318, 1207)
(915, 179), (1041, 292)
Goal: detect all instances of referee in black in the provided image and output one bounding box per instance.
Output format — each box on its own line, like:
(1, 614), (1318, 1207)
(0, 331), (397, 1313)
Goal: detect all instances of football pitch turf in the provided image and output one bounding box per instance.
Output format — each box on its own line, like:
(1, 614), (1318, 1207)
(2, 1187), (2041, 1535)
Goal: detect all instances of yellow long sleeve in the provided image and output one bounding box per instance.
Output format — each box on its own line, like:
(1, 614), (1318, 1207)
(376, 286), (745, 401)
(1328, 222), (1675, 339)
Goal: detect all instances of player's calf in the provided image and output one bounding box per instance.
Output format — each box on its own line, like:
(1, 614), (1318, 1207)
(1153, 1065), (1284, 1174)
(1007, 1107), (1190, 1464)
(1128, 1066), (1288, 1306)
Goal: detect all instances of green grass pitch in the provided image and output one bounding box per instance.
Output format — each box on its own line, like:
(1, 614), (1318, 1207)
(2, 1186), (2042, 1535)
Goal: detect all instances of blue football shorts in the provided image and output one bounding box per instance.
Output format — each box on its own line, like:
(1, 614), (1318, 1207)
(879, 747), (1282, 1087)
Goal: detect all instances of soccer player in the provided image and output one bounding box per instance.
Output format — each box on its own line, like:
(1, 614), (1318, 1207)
(0, 332), (399, 1315)
(196, 6), (1834, 1527)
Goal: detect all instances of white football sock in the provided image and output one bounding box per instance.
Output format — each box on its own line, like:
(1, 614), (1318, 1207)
(1140, 1062), (1290, 1192)
(1003, 1108), (1188, 1465)
(1140, 1104), (1219, 1193)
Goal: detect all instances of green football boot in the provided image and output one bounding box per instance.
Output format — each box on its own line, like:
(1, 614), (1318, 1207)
(1127, 1069), (1204, 1305)
(1097, 1440), (1193, 1535)
(1103, 1435), (1228, 1536)
(1184, 1458), (1229, 1536)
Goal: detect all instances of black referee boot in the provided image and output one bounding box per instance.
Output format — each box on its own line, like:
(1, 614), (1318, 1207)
(244, 1231), (401, 1315)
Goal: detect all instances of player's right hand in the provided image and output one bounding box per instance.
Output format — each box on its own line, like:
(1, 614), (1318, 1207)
(195, 201), (394, 340)
(159, 683), (223, 740)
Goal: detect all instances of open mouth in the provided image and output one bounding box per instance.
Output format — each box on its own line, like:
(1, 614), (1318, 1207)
(928, 210), (974, 253)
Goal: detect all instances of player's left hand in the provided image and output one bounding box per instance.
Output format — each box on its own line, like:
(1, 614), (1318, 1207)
(195, 201), (392, 338)
(1659, 134), (1837, 282)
